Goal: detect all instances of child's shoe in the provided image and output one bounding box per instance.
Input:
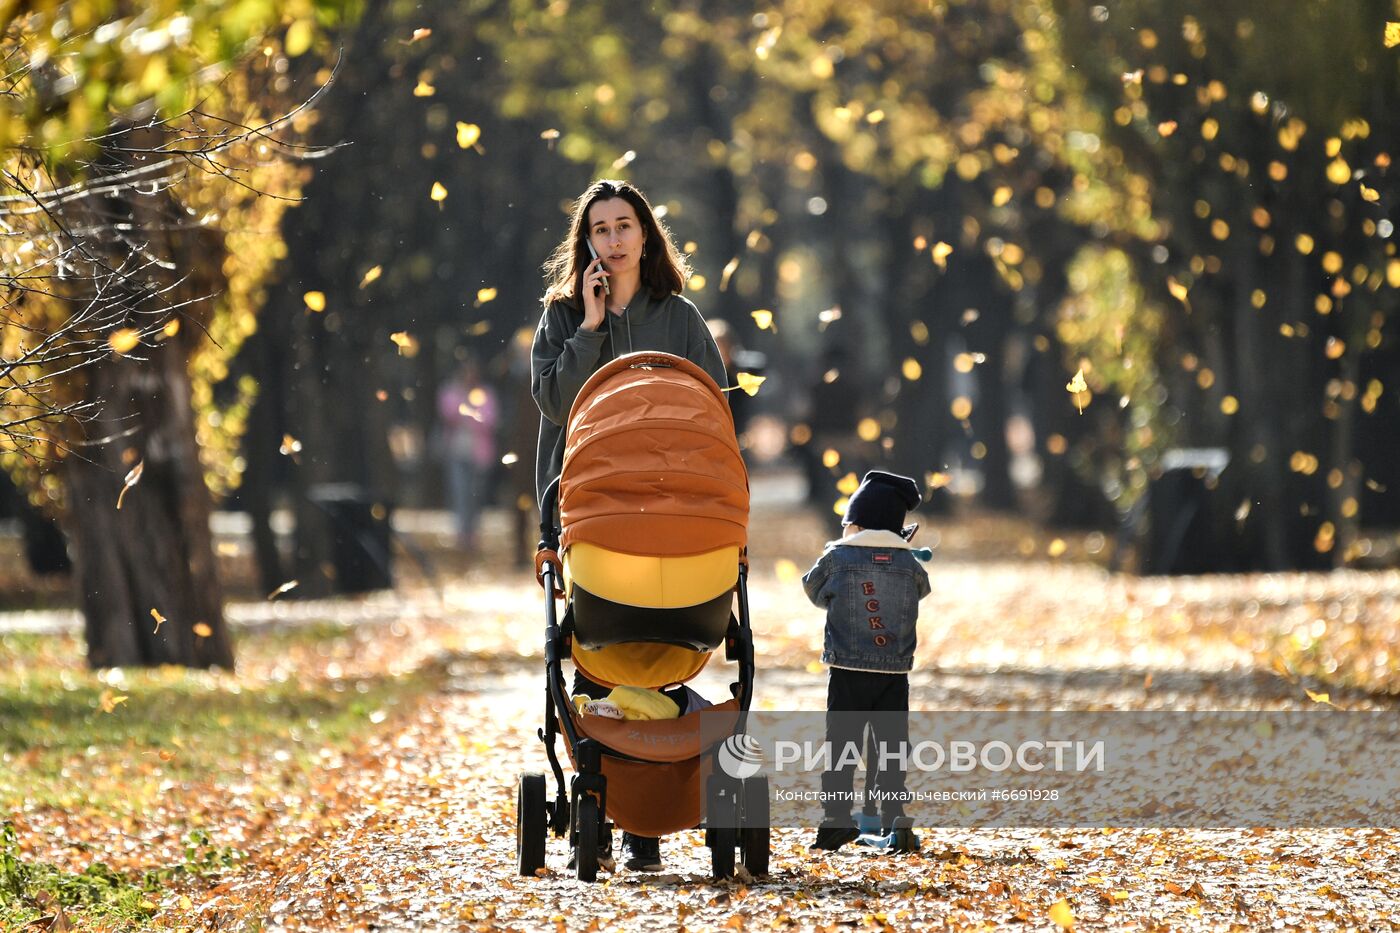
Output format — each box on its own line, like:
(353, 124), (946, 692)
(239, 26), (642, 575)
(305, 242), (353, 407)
(809, 823), (860, 851)
(889, 816), (920, 853)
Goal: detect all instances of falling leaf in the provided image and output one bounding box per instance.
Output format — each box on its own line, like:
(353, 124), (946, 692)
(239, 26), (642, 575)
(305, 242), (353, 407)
(1066, 368), (1088, 394)
(931, 241), (954, 269)
(162, 319), (180, 338)
(109, 328), (141, 354)
(1157, 120), (1178, 137)
(817, 306), (842, 330)
(279, 434), (303, 456)
(1360, 184), (1380, 202)
(475, 287), (498, 306)
(359, 266), (382, 288)
(1386, 22), (1400, 47)
(611, 150), (637, 170)
(408, 27), (432, 42)
(116, 461), (144, 510)
(267, 580), (299, 600)
(836, 472), (860, 496)
(734, 372), (766, 396)
(1121, 69), (1143, 84)
(750, 309), (775, 331)
(303, 291), (326, 312)
(500, 452), (519, 465)
(430, 182), (448, 205)
(193, 622), (213, 638)
(992, 186), (1013, 206)
(150, 608), (166, 634)
(1166, 276), (1190, 309)
(99, 690), (128, 714)
(1049, 898), (1075, 928)
(1305, 689), (1333, 706)
(456, 122), (482, 149)
(720, 256), (740, 292)
(390, 332), (419, 356)
(1235, 500), (1252, 523)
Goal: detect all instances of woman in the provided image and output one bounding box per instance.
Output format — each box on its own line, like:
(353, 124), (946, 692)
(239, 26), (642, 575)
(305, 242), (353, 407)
(532, 179), (727, 507)
(531, 179), (728, 874)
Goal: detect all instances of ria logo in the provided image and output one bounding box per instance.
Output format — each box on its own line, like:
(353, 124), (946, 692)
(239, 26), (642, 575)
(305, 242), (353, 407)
(717, 733), (763, 779)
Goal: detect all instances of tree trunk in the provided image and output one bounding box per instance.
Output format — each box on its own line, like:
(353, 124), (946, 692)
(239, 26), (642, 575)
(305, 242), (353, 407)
(64, 344), (232, 669)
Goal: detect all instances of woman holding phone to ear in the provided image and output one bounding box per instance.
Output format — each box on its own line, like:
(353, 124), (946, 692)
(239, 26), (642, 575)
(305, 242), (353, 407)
(532, 179), (728, 511)
(531, 180), (728, 873)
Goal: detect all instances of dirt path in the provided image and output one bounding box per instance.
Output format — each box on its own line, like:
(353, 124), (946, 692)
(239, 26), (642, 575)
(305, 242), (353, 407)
(207, 533), (1400, 932)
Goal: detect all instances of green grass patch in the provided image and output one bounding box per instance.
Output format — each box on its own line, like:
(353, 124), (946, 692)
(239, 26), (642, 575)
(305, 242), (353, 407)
(0, 624), (447, 928)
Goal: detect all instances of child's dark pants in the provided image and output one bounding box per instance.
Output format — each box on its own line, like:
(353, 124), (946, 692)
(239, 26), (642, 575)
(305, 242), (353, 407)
(823, 668), (911, 826)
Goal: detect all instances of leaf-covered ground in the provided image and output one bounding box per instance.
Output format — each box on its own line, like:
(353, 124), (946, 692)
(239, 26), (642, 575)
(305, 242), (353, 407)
(4, 504), (1399, 930)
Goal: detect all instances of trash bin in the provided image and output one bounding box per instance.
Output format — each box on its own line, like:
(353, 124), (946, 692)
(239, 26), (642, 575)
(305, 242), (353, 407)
(307, 484), (394, 593)
(1141, 449), (1229, 575)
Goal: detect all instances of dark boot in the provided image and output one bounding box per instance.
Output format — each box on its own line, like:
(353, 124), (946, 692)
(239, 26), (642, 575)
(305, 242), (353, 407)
(622, 832), (662, 871)
(809, 823), (860, 851)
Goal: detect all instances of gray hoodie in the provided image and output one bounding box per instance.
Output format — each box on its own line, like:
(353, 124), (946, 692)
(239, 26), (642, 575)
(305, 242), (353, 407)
(530, 290), (728, 507)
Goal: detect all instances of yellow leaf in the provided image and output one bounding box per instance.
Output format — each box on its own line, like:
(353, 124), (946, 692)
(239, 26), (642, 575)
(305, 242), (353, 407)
(359, 266), (382, 288)
(475, 287), (498, 306)
(1157, 120), (1178, 137)
(116, 461), (143, 510)
(832, 496), (849, 516)
(735, 372), (766, 396)
(267, 580), (299, 600)
(456, 122), (481, 148)
(193, 622), (213, 638)
(1386, 22), (1400, 48)
(1166, 276), (1190, 307)
(162, 319), (180, 338)
(413, 79), (435, 97)
(720, 256), (740, 292)
(430, 181), (448, 202)
(285, 18), (314, 57)
(279, 434), (302, 456)
(932, 241), (954, 269)
(99, 690), (128, 714)
(1360, 184), (1380, 203)
(390, 332), (419, 356)
(836, 472), (860, 496)
(409, 27), (432, 43)
(109, 328), (141, 354)
(303, 291), (326, 312)
(992, 186), (1013, 206)
(1066, 368), (1088, 394)
(1305, 689), (1333, 706)
(1049, 899), (1075, 928)
(178, 895), (193, 910)
(150, 608), (166, 634)
(750, 309), (774, 331)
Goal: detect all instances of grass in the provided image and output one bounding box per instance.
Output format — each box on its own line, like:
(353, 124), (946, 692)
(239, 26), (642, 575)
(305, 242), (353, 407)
(0, 621), (448, 930)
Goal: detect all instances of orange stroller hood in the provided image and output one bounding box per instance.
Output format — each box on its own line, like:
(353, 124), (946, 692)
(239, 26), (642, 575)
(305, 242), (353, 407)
(559, 352), (749, 557)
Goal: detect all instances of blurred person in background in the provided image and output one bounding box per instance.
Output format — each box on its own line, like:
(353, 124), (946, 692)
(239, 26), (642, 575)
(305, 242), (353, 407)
(436, 355), (499, 553)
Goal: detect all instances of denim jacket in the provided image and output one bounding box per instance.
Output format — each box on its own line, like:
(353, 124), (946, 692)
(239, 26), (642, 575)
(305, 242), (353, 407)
(802, 529), (931, 674)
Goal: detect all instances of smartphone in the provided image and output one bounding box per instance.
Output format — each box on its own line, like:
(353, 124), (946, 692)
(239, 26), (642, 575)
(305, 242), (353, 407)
(586, 240), (611, 296)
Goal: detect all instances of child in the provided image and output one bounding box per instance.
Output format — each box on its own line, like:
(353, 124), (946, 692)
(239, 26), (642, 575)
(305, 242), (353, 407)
(802, 471), (931, 852)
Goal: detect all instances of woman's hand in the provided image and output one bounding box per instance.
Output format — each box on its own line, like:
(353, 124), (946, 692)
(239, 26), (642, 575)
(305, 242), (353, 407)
(580, 259), (609, 331)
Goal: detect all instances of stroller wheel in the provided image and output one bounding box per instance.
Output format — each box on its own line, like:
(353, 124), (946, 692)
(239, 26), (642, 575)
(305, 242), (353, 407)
(707, 776), (738, 879)
(740, 776), (770, 877)
(516, 773), (547, 876)
(574, 794), (602, 882)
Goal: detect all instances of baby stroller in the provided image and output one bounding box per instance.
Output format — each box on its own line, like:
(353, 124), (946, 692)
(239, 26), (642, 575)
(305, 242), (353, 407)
(517, 352), (769, 881)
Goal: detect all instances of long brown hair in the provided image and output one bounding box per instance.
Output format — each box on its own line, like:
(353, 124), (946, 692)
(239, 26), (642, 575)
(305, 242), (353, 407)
(542, 179), (690, 307)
